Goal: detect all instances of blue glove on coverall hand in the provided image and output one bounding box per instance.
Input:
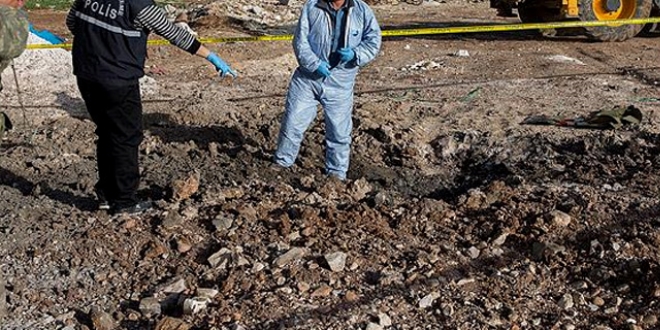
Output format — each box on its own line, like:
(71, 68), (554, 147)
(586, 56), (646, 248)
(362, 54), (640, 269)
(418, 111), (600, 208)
(315, 61), (331, 78)
(338, 47), (356, 63)
(206, 52), (237, 78)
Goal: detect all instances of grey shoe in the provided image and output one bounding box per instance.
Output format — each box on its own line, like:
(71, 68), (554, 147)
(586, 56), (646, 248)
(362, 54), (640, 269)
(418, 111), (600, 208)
(95, 187), (111, 211)
(112, 200), (153, 215)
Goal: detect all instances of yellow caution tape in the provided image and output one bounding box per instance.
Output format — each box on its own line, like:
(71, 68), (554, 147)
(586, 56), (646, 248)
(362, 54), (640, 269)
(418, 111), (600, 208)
(25, 17), (660, 50)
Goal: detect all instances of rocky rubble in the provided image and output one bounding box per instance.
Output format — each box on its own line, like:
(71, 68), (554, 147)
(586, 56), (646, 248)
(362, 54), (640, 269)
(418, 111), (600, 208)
(3, 2), (660, 329)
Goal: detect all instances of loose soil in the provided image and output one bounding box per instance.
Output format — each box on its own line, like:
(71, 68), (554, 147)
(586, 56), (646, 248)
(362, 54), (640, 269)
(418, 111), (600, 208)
(2, 2), (660, 330)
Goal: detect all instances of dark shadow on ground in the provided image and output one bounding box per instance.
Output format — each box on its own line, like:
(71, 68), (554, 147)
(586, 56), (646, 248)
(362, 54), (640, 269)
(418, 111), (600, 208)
(53, 92), (88, 120)
(0, 166), (97, 212)
(143, 113), (263, 158)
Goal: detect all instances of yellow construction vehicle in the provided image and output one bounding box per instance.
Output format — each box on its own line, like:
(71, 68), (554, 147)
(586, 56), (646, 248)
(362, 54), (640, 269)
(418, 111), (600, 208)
(491, 0), (657, 41)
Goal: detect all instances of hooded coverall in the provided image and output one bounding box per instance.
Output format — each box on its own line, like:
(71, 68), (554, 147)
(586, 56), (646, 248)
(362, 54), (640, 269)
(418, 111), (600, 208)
(274, 0), (381, 180)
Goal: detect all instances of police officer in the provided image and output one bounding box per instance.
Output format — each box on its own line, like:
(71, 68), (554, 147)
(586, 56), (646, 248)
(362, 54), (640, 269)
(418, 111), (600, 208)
(66, 0), (236, 214)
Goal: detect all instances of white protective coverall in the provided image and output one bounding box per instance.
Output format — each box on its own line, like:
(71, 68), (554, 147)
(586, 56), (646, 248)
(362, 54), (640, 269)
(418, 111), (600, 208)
(274, 0), (381, 180)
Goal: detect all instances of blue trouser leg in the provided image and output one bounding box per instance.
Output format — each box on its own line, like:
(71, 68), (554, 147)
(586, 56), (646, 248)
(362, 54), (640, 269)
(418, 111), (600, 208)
(320, 76), (354, 180)
(274, 71), (320, 167)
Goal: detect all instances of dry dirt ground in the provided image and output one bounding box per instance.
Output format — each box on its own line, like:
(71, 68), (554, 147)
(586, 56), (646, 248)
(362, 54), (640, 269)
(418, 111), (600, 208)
(2, 1), (660, 330)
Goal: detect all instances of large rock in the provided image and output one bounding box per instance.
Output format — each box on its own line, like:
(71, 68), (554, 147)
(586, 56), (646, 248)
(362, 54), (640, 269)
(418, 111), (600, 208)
(170, 172), (200, 202)
(90, 306), (116, 330)
(273, 247), (306, 267)
(139, 297), (161, 317)
(155, 317), (191, 330)
(324, 251), (347, 272)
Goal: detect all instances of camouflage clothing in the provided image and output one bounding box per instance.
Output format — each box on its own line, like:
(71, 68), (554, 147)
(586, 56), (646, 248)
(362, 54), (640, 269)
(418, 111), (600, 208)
(0, 5), (27, 142)
(0, 4), (29, 73)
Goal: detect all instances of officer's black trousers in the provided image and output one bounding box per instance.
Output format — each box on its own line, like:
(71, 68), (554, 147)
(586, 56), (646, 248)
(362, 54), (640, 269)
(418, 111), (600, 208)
(77, 78), (143, 209)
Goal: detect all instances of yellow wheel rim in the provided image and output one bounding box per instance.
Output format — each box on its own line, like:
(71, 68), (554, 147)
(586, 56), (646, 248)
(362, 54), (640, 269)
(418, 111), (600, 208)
(592, 0), (637, 21)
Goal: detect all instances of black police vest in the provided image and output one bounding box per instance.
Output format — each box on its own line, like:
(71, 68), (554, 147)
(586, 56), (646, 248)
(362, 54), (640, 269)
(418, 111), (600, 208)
(71, 0), (150, 85)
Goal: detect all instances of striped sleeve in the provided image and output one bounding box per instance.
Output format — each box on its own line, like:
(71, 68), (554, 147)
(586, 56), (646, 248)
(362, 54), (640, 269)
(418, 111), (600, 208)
(134, 5), (201, 54)
(66, 0), (79, 34)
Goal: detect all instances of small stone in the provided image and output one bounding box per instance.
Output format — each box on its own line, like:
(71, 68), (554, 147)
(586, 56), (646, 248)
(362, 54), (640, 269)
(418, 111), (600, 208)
(378, 313), (392, 327)
(143, 240), (168, 259)
(208, 248), (232, 268)
(558, 293), (574, 310)
(155, 317), (191, 330)
(441, 303), (454, 317)
(127, 312), (139, 321)
(565, 325), (576, 330)
(457, 278), (475, 286)
(90, 306), (116, 330)
(325, 252), (347, 272)
(273, 247), (306, 267)
(570, 281), (588, 290)
(467, 246), (480, 259)
(593, 297), (605, 306)
(230, 323), (246, 330)
(139, 297), (161, 317)
(419, 292), (440, 309)
(643, 315), (657, 325)
(548, 210), (572, 227)
(196, 288), (219, 299)
(349, 178), (372, 201)
(161, 278), (187, 294)
(161, 212), (184, 229)
(183, 297), (209, 315)
(175, 236), (192, 253)
(345, 291), (359, 302)
(297, 282), (310, 293)
(366, 323), (383, 330)
(212, 216), (233, 231)
(252, 263), (265, 272)
(170, 172), (200, 202)
(311, 284), (332, 298)
(454, 49), (470, 57)
(124, 218), (137, 230)
(492, 232), (509, 246)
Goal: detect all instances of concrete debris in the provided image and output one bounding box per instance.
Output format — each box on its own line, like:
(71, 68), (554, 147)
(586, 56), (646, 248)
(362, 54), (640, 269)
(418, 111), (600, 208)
(402, 60), (445, 71)
(273, 247), (306, 267)
(324, 251), (348, 272)
(546, 55), (586, 66)
(419, 292), (440, 308)
(208, 248), (233, 268)
(183, 297), (210, 315)
(139, 297), (162, 317)
(161, 278), (188, 294)
(155, 317), (192, 330)
(89, 306), (116, 330)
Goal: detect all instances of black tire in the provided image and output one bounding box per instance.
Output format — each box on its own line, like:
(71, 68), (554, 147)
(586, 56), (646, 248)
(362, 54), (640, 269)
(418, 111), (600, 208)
(518, 2), (563, 22)
(580, 0), (653, 41)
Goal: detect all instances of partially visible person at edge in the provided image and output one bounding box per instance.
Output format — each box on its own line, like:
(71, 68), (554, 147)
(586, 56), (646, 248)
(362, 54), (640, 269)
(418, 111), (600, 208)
(66, 0), (237, 215)
(0, 0), (29, 144)
(272, 0), (381, 181)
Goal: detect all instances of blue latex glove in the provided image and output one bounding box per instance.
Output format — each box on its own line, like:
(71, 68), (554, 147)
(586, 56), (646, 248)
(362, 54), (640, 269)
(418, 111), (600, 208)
(338, 48), (356, 63)
(206, 52), (237, 78)
(315, 61), (331, 78)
